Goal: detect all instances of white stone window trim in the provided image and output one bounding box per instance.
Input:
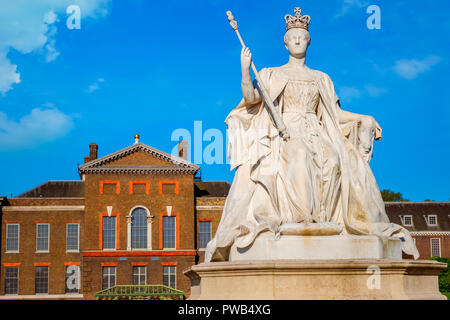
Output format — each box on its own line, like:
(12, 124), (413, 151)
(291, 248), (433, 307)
(426, 215), (438, 226)
(132, 266), (147, 285)
(4, 266), (19, 295)
(400, 215), (413, 226)
(102, 266), (116, 289)
(102, 216), (118, 251)
(35, 266), (49, 295)
(163, 265), (177, 288)
(127, 205), (153, 251)
(162, 216), (177, 250)
(5, 224), (20, 253)
(36, 223), (50, 253)
(66, 223), (80, 253)
(198, 221), (212, 249)
(430, 238), (441, 257)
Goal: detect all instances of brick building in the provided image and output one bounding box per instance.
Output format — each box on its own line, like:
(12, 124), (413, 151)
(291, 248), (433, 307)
(0, 136), (448, 299)
(0, 137), (228, 299)
(385, 202), (450, 259)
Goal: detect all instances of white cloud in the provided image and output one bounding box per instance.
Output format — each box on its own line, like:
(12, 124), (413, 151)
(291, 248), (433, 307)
(42, 102), (55, 108)
(86, 78), (105, 93)
(87, 83), (99, 93)
(339, 86), (361, 102)
(0, 107), (74, 150)
(0, 51), (21, 94)
(338, 84), (388, 103)
(45, 39), (60, 62)
(334, 0), (369, 19)
(0, 0), (111, 94)
(393, 56), (441, 79)
(43, 10), (58, 25)
(364, 84), (388, 97)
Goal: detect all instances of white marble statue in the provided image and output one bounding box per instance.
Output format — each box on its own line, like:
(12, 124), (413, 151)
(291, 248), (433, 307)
(205, 8), (419, 262)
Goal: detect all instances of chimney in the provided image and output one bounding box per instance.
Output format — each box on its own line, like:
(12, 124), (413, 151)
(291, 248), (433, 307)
(178, 140), (188, 160)
(89, 143), (98, 160)
(84, 143), (98, 163)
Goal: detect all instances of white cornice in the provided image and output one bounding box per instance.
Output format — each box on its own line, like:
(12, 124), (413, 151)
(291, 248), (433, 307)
(196, 205), (224, 211)
(78, 142), (199, 173)
(410, 231), (450, 236)
(3, 206), (85, 212)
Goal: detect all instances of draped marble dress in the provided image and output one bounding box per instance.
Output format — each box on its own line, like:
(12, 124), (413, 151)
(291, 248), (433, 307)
(205, 66), (419, 262)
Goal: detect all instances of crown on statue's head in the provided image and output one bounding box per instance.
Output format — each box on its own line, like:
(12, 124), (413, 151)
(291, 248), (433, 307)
(285, 7), (311, 31)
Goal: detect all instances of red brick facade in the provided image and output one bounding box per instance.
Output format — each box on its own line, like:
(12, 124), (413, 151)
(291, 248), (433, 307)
(0, 141), (226, 299)
(1, 141), (448, 299)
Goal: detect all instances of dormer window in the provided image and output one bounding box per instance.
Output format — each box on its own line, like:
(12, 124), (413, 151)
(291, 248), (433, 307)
(401, 215), (413, 227)
(427, 215), (438, 226)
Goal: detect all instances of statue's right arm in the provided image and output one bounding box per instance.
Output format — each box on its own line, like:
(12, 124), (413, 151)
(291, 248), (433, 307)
(241, 47), (261, 104)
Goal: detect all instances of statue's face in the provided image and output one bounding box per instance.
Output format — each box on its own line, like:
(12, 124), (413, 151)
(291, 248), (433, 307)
(284, 28), (310, 58)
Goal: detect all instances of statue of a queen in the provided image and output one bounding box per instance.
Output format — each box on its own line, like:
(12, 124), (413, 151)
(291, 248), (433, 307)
(205, 8), (419, 262)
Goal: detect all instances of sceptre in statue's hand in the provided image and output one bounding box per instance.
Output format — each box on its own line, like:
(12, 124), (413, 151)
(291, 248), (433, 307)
(226, 11), (290, 141)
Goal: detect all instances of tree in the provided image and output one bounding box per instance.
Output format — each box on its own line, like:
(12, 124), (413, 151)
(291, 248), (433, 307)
(430, 257), (450, 296)
(380, 189), (409, 202)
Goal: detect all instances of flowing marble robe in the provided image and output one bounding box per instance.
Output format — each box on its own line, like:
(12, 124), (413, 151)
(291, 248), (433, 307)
(205, 66), (419, 262)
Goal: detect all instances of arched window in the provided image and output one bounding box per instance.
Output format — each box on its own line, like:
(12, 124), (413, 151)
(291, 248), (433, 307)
(131, 208), (148, 249)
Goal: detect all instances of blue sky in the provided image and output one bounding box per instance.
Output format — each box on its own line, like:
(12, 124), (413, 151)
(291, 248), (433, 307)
(0, 0), (449, 201)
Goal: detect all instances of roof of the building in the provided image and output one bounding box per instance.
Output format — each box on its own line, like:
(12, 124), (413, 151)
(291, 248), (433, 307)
(16, 181), (85, 198)
(78, 142), (200, 176)
(385, 201), (450, 232)
(0, 196), (8, 206)
(194, 181), (231, 197)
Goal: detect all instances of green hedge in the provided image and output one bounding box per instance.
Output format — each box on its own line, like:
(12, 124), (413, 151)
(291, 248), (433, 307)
(430, 257), (450, 292)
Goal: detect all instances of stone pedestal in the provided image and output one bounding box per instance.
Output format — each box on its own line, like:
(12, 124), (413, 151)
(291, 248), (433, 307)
(183, 259), (447, 300)
(230, 234), (402, 261)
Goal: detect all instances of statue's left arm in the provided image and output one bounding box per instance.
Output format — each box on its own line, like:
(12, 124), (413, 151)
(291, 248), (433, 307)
(338, 108), (382, 163)
(338, 109), (381, 134)
(317, 71), (382, 163)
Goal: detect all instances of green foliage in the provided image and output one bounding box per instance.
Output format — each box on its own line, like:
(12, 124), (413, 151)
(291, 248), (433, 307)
(430, 257), (450, 293)
(380, 189), (409, 202)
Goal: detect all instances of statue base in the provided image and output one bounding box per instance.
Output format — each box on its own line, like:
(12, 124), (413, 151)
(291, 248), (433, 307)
(183, 259), (447, 300)
(229, 234), (402, 261)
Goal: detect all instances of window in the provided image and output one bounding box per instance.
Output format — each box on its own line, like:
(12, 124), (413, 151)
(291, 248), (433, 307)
(35, 266), (49, 294)
(159, 181), (179, 195)
(132, 266), (146, 285)
(65, 266), (80, 294)
(131, 208), (148, 249)
(100, 181), (120, 195)
(66, 223), (79, 252)
(6, 224), (19, 252)
(130, 181), (149, 195)
(430, 238), (441, 257)
(5, 267), (18, 295)
(163, 266), (176, 288)
(427, 215), (438, 226)
(401, 215), (413, 226)
(162, 184), (176, 194)
(199, 221), (212, 248)
(163, 216), (176, 249)
(36, 224), (49, 252)
(102, 216), (116, 250)
(102, 267), (116, 290)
